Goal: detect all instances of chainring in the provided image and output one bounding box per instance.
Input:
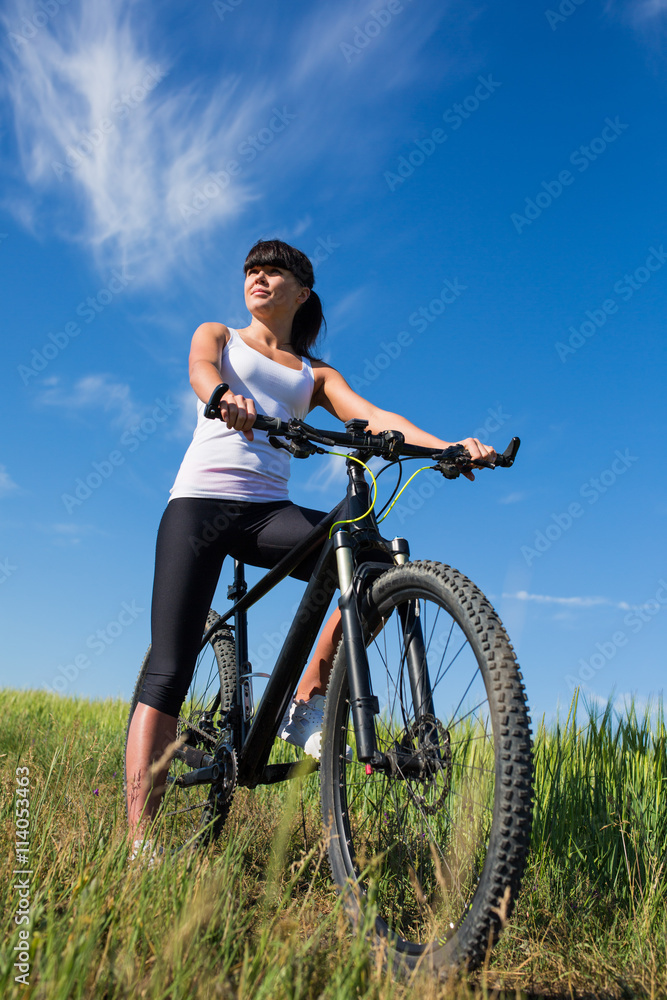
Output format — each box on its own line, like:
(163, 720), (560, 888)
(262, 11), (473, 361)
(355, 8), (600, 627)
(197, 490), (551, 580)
(213, 740), (238, 803)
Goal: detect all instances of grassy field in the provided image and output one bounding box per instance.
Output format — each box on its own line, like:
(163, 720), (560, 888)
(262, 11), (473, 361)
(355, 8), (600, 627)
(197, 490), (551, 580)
(1, 688), (666, 1000)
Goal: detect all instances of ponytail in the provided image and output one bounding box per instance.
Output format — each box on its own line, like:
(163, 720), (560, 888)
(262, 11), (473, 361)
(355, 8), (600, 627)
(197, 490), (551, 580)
(291, 289), (325, 360)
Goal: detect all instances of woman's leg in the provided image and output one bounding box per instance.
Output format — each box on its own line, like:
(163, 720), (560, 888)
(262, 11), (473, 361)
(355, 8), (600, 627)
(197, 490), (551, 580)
(125, 498), (232, 839)
(126, 704), (178, 834)
(294, 606), (342, 701)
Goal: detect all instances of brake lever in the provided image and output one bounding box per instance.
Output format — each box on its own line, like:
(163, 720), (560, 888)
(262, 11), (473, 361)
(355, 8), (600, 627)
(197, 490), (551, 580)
(434, 444), (470, 479)
(434, 437), (521, 477)
(267, 436), (291, 453)
(267, 434), (321, 459)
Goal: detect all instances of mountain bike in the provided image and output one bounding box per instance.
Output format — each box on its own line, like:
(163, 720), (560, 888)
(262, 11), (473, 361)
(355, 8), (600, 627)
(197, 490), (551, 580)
(124, 413), (533, 974)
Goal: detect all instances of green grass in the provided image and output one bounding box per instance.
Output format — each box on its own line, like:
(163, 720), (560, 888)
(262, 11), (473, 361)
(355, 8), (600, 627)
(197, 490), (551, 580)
(1, 688), (666, 999)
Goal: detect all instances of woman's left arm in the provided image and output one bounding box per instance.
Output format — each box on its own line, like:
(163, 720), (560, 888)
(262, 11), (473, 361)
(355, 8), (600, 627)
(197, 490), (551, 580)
(311, 363), (496, 478)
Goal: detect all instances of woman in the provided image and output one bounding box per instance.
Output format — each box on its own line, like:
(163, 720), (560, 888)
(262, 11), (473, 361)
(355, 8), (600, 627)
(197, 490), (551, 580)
(126, 238), (496, 836)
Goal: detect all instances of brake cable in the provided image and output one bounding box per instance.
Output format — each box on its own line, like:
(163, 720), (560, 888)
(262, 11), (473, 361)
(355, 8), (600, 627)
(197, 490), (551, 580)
(377, 465), (435, 523)
(374, 458), (404, 519)
(325, 451), (379, 537)
(278, 424), (473, 532)
(323, 447), (453, 533)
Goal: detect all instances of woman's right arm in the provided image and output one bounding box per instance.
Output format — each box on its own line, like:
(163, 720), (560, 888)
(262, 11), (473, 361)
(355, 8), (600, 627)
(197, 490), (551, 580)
(188, 322), (257, 440)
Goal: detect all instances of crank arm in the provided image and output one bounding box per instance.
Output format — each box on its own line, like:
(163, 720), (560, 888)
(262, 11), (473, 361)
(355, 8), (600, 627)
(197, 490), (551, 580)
(172, 763), (220, 787)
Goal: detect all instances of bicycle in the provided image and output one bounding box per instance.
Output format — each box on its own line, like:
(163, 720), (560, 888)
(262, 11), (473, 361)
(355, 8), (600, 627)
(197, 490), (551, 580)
(124, 412), (533, 975)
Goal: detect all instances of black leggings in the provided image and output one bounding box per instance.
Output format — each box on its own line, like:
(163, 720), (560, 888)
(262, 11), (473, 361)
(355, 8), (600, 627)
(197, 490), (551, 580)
(138, 497), (328, 716)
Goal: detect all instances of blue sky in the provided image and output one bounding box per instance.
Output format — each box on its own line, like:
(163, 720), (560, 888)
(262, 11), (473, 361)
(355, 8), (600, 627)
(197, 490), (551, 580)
(1, 0), (665, 722)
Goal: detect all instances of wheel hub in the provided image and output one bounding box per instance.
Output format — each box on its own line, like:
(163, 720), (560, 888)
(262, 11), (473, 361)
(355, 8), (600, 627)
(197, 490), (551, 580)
(383, 714), (452, 813)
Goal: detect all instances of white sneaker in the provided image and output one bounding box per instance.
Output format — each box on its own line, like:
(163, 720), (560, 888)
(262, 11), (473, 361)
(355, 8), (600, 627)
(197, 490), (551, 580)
(278, 695), (352, 761)
(128, 837), (163, 868)
(279, 695), (326, 759)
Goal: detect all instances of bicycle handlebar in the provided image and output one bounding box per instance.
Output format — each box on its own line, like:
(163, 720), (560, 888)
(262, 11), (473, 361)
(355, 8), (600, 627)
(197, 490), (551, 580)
(202, 385), (519, 474)
(249, 414), (520, 477)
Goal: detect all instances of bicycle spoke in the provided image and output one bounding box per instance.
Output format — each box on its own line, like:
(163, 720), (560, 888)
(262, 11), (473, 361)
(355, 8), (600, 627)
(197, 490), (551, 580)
(331, 578), (502, 943)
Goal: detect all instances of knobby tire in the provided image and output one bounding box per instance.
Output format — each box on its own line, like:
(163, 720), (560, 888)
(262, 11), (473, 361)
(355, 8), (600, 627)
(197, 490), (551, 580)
(320, 560), (533, 974)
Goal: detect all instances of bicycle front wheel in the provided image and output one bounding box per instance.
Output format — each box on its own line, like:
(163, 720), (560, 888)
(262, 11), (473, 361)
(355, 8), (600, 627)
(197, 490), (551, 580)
(124, 609), (236, 848)
(320, 560), (533, 974)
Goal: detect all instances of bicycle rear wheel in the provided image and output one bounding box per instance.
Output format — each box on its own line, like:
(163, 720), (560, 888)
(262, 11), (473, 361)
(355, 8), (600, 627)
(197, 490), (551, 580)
(124, 609), (236, 848)
(320, 560), (532, 974)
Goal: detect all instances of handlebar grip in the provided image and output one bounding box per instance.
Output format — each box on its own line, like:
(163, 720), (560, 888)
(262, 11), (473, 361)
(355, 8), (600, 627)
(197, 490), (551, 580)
(203, 382), (230, 419)
(253, 414), (287, 433)
(493, 437), (521, 468)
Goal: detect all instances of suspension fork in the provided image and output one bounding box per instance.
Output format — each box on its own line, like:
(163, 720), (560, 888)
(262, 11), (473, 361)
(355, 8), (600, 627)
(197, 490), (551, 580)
(390, 538), (435, 722)
(334, 531), (381, 765)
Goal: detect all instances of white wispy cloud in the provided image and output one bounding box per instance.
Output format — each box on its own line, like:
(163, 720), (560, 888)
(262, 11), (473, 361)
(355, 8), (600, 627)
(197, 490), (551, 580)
(503, 590), (639, 611)
(0, 465), (20, 497)
(551, 688), (661, 728)
(290, 1), (453, 93)
(40, 374), (144, 431)
(290, 215), (314, 239)
(1, 0), (454, 285)
(301, 451), (350, 493)
(498, 491), (526, 505)
(612, 0), (667, 20)
(37, 522), (105, 546)
(603, 0), (667, 30)
(169, 385), (199, 441)
(1, 0), (266, 281)
(330, 288), (367, 325)
(568, 686), (659, 723)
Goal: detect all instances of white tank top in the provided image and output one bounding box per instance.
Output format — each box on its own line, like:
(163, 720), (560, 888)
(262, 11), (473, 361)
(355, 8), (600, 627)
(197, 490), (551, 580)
(169, 328), (315, 502)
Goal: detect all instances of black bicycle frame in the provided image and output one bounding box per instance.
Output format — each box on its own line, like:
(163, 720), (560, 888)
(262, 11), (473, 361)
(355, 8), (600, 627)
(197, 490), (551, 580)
(199, 452), (435, 785)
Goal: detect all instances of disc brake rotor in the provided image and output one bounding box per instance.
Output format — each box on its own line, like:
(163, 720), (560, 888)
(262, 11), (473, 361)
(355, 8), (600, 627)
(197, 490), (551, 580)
(399, 714), (452, 815)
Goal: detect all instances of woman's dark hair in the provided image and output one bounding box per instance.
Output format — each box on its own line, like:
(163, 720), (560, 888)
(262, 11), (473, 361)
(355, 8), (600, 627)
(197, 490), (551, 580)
(244, 239), (326, 360)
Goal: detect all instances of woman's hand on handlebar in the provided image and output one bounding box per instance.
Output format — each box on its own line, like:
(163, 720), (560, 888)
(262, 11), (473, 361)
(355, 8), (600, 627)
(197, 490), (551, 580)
(219, 391), (257, 441)
(453, 438), (497, 481)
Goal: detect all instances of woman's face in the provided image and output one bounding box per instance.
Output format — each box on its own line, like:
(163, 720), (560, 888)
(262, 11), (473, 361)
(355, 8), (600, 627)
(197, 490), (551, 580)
(244, 264), (309, 319)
